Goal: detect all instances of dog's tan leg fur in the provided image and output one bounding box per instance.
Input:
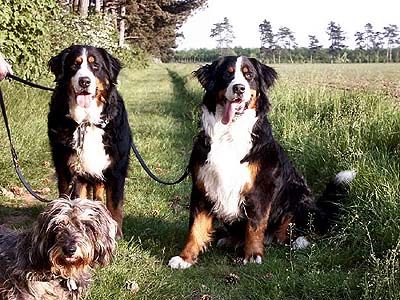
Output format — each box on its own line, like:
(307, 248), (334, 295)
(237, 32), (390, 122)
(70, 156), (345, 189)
(106, 188), (124, 238)
(76, 182), (88, 199)
(180, 211), (214, 264)
(244, 204), (271, 261)
(275, 215), (293, 244)
(93, 183), (105, 201)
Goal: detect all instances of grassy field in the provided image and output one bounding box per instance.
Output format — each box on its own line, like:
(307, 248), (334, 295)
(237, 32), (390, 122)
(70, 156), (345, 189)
(0, 63), (399, 299)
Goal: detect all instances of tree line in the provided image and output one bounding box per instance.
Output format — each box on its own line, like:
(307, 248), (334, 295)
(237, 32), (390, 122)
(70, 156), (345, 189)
(174, 18), (400, 63)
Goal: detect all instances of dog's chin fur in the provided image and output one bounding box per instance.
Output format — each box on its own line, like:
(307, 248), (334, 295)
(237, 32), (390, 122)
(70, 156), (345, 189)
(0, 198), (117, 300)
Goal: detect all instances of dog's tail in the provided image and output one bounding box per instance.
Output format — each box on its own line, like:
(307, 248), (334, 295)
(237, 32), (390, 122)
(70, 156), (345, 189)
(311, 170), (357, 234)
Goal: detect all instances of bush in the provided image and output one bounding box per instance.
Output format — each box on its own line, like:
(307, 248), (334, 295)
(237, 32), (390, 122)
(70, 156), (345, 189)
(0, 2), (148, 80)
(0, 0), (58, 79)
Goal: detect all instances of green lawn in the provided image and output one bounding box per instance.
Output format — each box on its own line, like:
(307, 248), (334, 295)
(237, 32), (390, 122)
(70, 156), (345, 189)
(0, 63), (399, 299)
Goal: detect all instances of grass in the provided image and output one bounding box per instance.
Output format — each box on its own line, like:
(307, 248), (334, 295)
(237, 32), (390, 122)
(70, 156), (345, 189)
(0, 63), (399, 299)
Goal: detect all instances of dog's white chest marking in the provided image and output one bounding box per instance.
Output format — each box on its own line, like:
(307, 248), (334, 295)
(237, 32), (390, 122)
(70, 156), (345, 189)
(198, 105), (257, 221)
(71, 124), (110, 179)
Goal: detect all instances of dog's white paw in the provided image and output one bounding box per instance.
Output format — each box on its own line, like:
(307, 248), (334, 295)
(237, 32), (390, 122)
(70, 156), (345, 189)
(243, 255), (262, 265)
(168, 256), (193, 269)
(335, 170), (357, 184)
(292, 236), (311, 250)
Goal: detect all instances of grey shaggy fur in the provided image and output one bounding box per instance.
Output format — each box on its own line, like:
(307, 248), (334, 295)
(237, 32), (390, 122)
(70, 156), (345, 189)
(0, 198), (117, 300)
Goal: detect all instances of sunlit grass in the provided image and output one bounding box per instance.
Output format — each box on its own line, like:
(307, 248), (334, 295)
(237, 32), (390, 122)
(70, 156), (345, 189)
(0, 63), (399, 299)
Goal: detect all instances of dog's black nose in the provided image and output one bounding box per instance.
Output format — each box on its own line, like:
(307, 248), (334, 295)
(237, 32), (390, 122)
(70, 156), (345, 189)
(62, 244), (77, 256)
(233, 84), (246, 95)
(78, 76), (91, 88)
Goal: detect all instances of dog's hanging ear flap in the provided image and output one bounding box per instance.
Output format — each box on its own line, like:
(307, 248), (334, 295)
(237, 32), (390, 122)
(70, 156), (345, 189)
(92, 203), (118, 266)
(99, 48), (122, 84)
(48, 47), (71, 82)
(193, 59), (221, 92)
(249, 58), (278, 113)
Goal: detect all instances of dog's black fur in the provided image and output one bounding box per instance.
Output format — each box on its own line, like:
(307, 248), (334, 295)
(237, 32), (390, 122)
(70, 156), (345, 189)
(48, 45), (131, 236)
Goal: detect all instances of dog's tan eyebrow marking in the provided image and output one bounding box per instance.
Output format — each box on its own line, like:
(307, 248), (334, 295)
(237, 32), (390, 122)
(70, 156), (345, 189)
(88, 56), (95, 63)
(242, 67), (249, 73)
(228, 66), (234, 73)
(75, 56), (83, 64)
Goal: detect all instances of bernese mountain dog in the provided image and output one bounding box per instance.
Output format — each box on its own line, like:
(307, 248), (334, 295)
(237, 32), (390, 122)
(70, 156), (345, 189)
(168, 56), (355, 269)
(48, 45), (132, 237)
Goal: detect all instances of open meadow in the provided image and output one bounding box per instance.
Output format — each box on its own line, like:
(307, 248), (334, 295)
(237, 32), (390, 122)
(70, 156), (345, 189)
(0, 63), (399, 299)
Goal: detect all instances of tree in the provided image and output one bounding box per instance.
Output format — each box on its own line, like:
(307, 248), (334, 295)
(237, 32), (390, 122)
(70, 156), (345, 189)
(125, 0), (207, 60)
(79, 0), (90, 17)
(95, 0), (101, 13)
(362, 23), (385, 62)
(210, 17), (235, 55)
(354, 31), (365, 50)
(259, 19), (276, 63)
(308, 35), (322, 63)
(276, 26), (297, 63)
(354, 31), (366, 63)
(383, 24), (399, 62)
(326, 21), (346, 63)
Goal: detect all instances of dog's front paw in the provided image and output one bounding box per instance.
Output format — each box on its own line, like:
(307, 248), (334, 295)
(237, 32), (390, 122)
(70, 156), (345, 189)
(168, 256), (193, 269)
(243, 255), (262, 265)
(292, 236), (310, 250)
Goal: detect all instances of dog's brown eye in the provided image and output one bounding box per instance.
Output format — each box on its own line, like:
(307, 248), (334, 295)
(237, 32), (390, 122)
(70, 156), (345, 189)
(71, 63), (79, 71)
(92, 63), (100, 71)
(244, 72), (254, 80)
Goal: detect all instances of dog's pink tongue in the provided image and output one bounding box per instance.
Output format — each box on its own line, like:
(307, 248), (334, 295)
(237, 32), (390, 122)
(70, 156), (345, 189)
(76, 94), (92, 108)
(222, 101), (239, 125)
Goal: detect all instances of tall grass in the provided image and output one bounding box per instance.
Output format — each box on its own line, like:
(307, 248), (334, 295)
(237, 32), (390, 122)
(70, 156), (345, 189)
(0, 63), (398, 299)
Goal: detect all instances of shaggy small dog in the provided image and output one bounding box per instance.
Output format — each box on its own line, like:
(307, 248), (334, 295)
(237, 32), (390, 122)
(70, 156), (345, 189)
(0, 198), (117, 300)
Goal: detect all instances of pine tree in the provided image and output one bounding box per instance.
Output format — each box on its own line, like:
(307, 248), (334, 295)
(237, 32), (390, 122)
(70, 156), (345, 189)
(276, 26), (297, 63)
(210, 17), (235, 55)
(326, 21), (346, 63)
(308, 35), (322, 63)
(383, 24), (399, 62)
(259, 20), (276, 63)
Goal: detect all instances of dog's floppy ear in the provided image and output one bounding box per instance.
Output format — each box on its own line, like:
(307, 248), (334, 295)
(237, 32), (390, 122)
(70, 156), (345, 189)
(98, 48), (122, 84)
(92, 202), (117, 266)
(249, 58), (278, 113)
(249, 57), (277, 90)
(193, 59), (221, 92)
(48, 47), (71, 82)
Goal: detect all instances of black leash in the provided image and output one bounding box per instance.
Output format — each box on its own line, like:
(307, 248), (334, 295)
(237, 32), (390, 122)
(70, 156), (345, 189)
(130, 139), (189, 185)
(6, 74), (55, 92)
(0, 86), (52, 202)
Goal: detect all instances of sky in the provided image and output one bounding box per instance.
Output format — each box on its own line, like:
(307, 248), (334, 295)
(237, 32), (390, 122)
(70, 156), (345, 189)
(176, 0), (400, 50)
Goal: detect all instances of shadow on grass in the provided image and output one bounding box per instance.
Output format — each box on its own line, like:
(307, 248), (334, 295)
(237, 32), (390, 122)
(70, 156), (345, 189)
(0, 202), (44, 228)
(122, 213), (188, 258)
